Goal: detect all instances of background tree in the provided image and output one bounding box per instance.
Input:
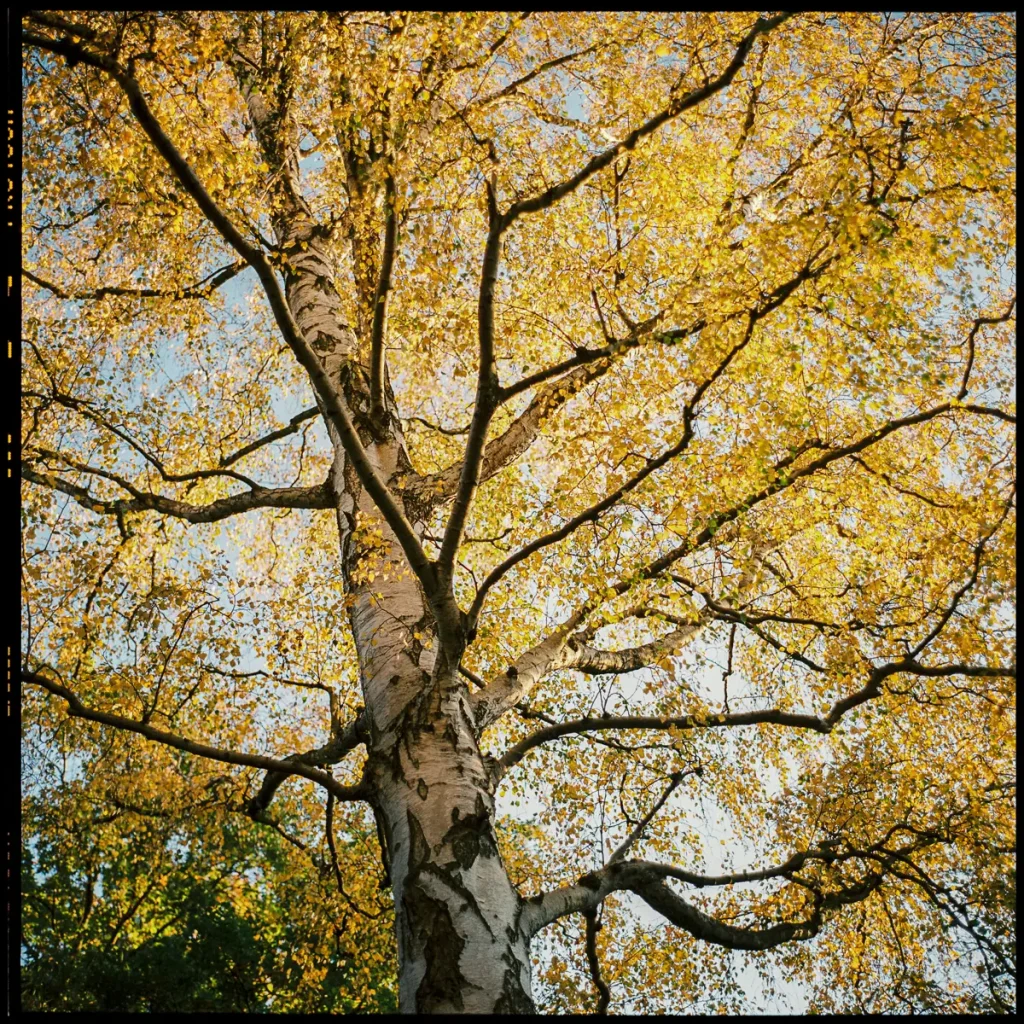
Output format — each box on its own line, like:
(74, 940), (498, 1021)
(22, 738), (397, 1011)
(21, 11), (1015, 1014)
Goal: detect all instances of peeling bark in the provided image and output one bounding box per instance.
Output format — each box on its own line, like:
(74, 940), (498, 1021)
(367, 686), (535, 1013)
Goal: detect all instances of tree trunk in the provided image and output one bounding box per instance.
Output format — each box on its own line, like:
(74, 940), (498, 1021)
(234, 43), (535, 995)
(278, 235), (534, 1013)
(333, 414), (535, 1013)
(366, 677), (535, 1013)
(332, 412), (535, 1012)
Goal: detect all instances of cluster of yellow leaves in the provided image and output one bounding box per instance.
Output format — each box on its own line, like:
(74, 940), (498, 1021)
(23, 9), (1015, 1014)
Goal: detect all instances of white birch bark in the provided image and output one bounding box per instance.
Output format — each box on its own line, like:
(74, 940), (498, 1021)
(283, 213), (536, 1017)
(232, 58), (538, 1012)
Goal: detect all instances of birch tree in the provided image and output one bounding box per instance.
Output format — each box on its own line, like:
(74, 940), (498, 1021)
(22, 11), (1015, 1014)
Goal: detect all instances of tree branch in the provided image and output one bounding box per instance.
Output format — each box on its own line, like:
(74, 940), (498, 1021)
(405, 356), (619, 509)
(23, 670), (368, 803)
(405, 415), (470, 437)
(219, 407), (320, 467)
(472, 394), (1008, 736)
(522, 816), (950, 942)
(470, 533), (776, 731)
(498, 320), (663, 404)
(421, 14), (794, 597)
(563, 536), (777, 676)
(22, 463), (332, 524)
(957, 296), (1016, 401)
(246, 708), (369, 817)
(436, 185), (504, 590)
(608, 768), (698, 865)
(470, 611), (588, 731)
(369, 172), (398, 425)
(500, 658), (1016, 773)
(23, 260), (247, 302)
(460, 41), (600, 115)
(521, 852), (857, 944)
(504, 14), (794, 225)
(567, 620), (706, 676)
(583, 908), (611, 1014)
(499, 707), (831, 773)
(907, 483), (1014, 660)
(324, 791), (386, 919)
(465, 258), (827, 627)
(23, 404), (262, 490)
(621, 399), (998, 599)
(24, 10), (100, 40)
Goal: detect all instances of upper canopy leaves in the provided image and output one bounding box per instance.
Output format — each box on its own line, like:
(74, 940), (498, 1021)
(22, 11), (1015, 1014)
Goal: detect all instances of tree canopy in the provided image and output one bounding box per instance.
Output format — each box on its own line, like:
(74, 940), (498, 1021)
(21, 11), (1015, 1014)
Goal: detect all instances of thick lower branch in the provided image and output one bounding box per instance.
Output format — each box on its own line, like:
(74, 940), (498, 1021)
(472, 537), (774, 731)
(567, 623), (705, 675)
(22, 465), (332, 523)
(469, 612), (586, 731)
(523, 845), (892, 946)
(23, 671), (368, 803)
